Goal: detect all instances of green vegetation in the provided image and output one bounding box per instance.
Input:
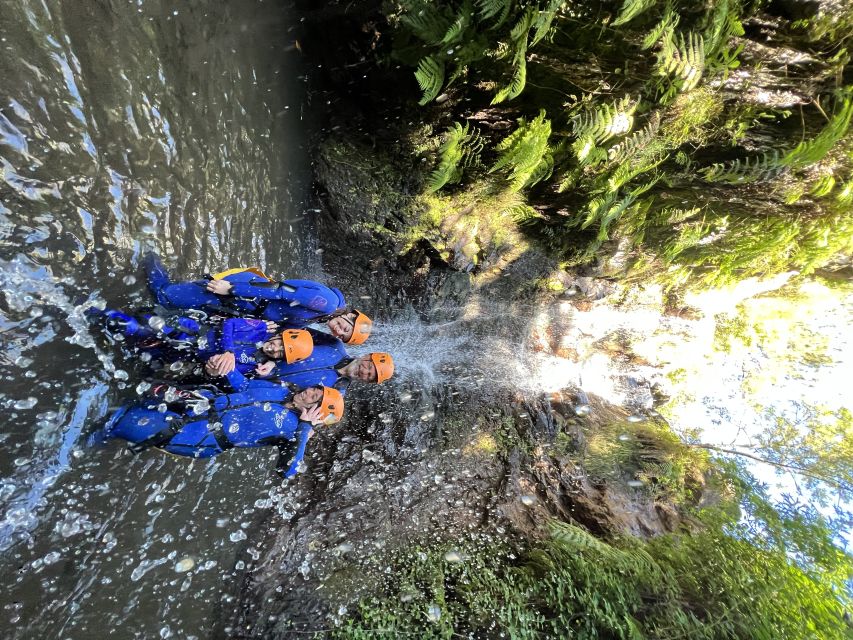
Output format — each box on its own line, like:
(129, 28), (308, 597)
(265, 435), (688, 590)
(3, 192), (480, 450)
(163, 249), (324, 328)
(582, 416), (709, 506)
(386, 0), (853, 288)
(334, 516), (852, 639)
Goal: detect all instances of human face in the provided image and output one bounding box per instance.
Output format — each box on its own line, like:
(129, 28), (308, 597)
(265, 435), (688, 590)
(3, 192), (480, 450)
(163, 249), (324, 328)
(293, 386), (323, 410)
(355, 356), (377, 382)
(327, 313), (355, 342)
(262, 336), (284, 359)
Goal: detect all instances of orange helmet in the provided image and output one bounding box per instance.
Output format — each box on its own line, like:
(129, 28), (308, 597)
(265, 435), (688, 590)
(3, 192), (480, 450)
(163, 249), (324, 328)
(344, 310), (372, 345)
(369, 352), (395, 383)
(281, 329), (313, 364)
(317, 386), (344, 425)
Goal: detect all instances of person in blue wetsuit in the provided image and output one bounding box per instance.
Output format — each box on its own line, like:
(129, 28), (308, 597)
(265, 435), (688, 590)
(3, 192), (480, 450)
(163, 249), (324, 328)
(89, 307), (314, 376)
(143, 253), (374, 345)
(99, 369), (345, 478)
(256, 329), (395, 393)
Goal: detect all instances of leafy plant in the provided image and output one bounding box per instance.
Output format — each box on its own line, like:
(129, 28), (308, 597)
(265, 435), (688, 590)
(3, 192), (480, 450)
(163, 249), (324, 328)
(489, 109), (553, 190)
(427, 122), (484, 192)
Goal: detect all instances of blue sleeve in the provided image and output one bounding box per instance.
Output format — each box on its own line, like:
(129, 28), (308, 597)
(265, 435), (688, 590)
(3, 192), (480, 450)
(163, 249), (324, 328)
(223, 368), (281, 391)
(220, 319), (238, 352)
(229, 279), (343, 313)
(279, 421), (313, 478)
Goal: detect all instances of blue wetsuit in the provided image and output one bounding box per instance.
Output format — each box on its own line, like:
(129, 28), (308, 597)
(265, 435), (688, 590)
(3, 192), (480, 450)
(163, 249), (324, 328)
(91, 308), (273, 375)
(145, 253), (345, 325)
(102, 369), (314, 477)
(271, 329), (352, 393)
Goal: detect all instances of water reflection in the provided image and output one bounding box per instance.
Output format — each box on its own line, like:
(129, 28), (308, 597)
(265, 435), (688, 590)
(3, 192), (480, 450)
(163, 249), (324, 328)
(0, 0), (311, 636)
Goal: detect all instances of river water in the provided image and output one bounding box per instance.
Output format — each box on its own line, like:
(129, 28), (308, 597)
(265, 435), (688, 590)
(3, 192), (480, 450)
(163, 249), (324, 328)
(0, 1), (314, 637)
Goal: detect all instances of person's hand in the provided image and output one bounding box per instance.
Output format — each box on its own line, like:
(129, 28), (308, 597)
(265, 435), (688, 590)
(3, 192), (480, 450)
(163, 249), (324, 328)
(299, 405), (323, 425)
(265, 320), (278, 334)
(255, 361), (275, 377)
(206, 279), (233, 295)
(204, 359), (220, 377)
(207, 352), (236, 376)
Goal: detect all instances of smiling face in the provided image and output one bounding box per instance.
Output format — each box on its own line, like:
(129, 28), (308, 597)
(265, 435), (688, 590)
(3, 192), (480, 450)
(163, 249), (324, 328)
(293, 386), (324, 410)
(327, 313), (355, 342)
(355, 356), (378, 382)
(262, 336), (284, 359)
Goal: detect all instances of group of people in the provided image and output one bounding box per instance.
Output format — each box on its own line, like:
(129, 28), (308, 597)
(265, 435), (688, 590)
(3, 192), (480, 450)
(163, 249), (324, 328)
(89, 254), (395, 478)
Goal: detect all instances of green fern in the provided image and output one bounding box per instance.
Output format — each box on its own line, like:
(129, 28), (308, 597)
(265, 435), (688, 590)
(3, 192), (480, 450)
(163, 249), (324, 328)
(400, 2), (453, 44)
(701, 150), (784, 183)
(810, 174), (836, 197)
(642, 7), (679, 50)
(572, 95), (638, 145)
(440, 0), (474, 45)
(657, 31), (705, 91)
(415, 56), (445, 105)
(477, 0), (512, 27)
(607, 113), (661, 163)
(427, 122), (484, 192)
(530, 0), (564, 46)
(489, 109), (552, 191)
(491, 10), (535, 104)
(703, 95), (853, 183)
(781, 95), (853, 168)
(612, 0), (657, 27)
(837, 178), (853, 204)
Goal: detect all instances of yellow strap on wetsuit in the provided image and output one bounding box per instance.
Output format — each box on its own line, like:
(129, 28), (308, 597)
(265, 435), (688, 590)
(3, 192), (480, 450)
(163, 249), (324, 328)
(212, 267), (272, 282)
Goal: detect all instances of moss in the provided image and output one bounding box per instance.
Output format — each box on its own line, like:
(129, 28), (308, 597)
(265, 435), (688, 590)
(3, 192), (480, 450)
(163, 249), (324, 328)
(661, 87), (725, 147)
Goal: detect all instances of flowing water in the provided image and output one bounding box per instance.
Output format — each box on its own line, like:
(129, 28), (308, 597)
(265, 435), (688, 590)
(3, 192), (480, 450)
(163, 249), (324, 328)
(0, 1), (314, 637)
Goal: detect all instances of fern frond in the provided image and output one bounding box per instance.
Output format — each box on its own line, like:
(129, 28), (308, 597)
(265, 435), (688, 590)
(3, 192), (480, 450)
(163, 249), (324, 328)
(657, 31), (705, 91)
(837, 178), (853, 204)
(477, 0), (512, 27)
(572, 95), (638, 145)
(491, 10), (534, 104)
(531, 0), (564, 46)
(415, 56), (445, 105)
(642, 8), (679, 49)
(781, 96), (853, 168)
(401, 3), (453, 44)
(440, 0), (474, 45)
(810, 174), (836, 197)
(427, 122), (483, 193)
(612, 0), (657, 27)
(701, 150), (784, 183)
(607, 113), (661, 163)
(489, 109), (552, 191)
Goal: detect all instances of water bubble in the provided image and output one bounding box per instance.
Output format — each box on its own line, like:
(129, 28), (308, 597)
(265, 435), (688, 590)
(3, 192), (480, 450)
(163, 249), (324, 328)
(420, 411), (435, 421)
(139, 352), (152, 362)
(618, 434), (632, 441)
(399, 392), (412, 402)
(113, 369), (129, 381)
(263, 402), (271, 412)
(13, 397), (37, 410)
(573, 404), (590, 416)
(29, 307), (43, 318)
(443, 550), (464, 563)
(229, 530), (247, 542)
(163, 387), (179, 403)
(520, 495), (536, 506)
(157, 403), (167, 413)
(136, 381), (151, 395)
(228, 424), (239, 434)
(627, 414), (645, 423)
(174, 557), (195, 573)
(626, 480), (644, 488)
(122, 275), (137, 285)
(426, 604), (442, 622)
(169, 361), (184, 372)
(335, 542), (353, 554)
(148, 316), (165, 331)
